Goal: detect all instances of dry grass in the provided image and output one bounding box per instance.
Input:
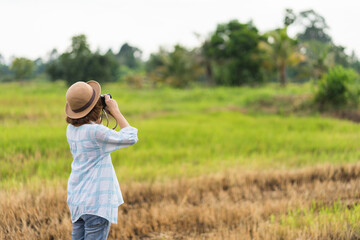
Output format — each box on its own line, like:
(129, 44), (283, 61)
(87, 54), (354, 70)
(2, 163), (360, 240)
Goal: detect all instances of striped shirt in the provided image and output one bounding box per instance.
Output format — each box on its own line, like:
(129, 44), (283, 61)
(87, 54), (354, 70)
(66, 122), (138, 224)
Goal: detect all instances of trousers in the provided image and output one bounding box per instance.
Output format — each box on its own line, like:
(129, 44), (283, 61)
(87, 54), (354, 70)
(72, 214), (111, 240)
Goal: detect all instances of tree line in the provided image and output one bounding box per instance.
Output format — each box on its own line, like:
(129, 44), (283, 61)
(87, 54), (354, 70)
(1, 9), (359, 89)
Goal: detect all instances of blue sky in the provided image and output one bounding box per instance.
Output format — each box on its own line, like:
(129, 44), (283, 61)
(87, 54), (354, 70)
(0, 0), (359, 62)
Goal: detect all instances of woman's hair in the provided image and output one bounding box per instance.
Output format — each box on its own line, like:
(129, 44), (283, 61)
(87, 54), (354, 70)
(66, 98), (103, 126)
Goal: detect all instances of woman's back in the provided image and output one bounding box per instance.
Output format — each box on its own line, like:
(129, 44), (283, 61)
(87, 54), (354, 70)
(66, 122), (138, 224)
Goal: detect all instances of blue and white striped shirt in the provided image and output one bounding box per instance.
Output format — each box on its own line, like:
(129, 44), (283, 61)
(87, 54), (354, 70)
(66, 122), (138, 224)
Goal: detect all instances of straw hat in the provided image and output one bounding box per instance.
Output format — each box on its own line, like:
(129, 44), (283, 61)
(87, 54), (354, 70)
(65, 80), (101, 119)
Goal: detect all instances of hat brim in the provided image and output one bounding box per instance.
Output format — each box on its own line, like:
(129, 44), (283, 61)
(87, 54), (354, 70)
(65, 80), (101, 119)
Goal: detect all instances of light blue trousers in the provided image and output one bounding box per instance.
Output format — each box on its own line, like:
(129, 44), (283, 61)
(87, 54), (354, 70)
(72, 214), (111, 240)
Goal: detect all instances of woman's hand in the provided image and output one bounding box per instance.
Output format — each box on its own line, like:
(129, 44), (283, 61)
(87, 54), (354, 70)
(104, 94), (130, 128)
(104, 94), (120, 117)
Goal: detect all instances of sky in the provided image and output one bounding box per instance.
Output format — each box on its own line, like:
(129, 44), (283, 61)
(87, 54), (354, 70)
(0, 0), (359, 63)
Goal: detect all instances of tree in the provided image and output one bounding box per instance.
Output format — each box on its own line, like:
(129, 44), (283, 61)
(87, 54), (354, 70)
(0, 54), (13, 82)
(297, 41), (334, 80)
(146, 48), (167, 73)
(349, 51), (360, 73)
(34, 58), (46, 75)
(0, 54), (5, 77)
(331, 45), (350, 68)
(47, 48), (59, 62)
(297, 10), (332, 43)
(290, 9), (360, 79)
(86, 52), (118, 82)
(284, 8), (296, 27)
(116, 43), (142, 69)
(10, 57), (34, 81)
(165, 45), (203, 87)
(262, 27), (303, 86)
(46, 34), (119, 85)
(70, 34), (91, 57)
(146, 45), (203, 88)
(0, 54), (4, 65)
(203, 20), (264, 86)
(282, 9), (338, 81)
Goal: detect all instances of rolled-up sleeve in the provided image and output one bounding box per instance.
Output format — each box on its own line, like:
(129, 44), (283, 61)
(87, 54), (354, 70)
(95, 124), (138, 154)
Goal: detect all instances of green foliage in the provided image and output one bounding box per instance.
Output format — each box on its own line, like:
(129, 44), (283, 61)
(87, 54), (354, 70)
(0, 54), (12, 82)
(10, 57), (34, 80)
(122, 74), (141, 88)
(277, 201), (360, 234)
(332, 45), (352, 68)
(302, 41), (334, 80)
(0, 64), (13, 82)
(2, 9), (360, 89)
(116, 43), (143, 69)
(262, 27), (302, 86)
(86, 52), (118, 83)
(315, 66), (359, 107)
(46, 34), (118, 85)
(204, 20), (265, 86)
(292, 40), (358, 82)
(296, 9), (332, 43)
(146, 45), (204, 88)
(283, 9), (341, 82)
(284, 9), (296, 27)
(33, 58), (46, 75)
(117, 65), (144, 82)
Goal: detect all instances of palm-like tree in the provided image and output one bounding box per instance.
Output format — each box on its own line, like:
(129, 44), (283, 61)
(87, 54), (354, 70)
(262, 27), (304, 86)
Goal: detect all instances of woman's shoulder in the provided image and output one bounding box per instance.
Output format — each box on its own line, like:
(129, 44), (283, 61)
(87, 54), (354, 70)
(67, 123), (95, 129)
(67, 122), (101, 136)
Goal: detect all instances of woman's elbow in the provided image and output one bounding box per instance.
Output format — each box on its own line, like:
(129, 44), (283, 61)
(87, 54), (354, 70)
(131, 136), (138, 145)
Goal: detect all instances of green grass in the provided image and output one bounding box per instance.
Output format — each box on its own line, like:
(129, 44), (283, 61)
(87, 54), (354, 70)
(1, 81), (360, 188)
(271, 201), (360, 237)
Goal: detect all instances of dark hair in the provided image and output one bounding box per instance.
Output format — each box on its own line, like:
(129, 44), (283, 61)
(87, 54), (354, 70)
(66, 98), (103, 126)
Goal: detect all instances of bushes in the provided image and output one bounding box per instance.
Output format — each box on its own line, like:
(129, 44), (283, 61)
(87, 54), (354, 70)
(315, 66), (359, 107)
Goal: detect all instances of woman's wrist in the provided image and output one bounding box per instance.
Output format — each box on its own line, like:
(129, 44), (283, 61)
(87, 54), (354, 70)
(113, 111), (130, 129)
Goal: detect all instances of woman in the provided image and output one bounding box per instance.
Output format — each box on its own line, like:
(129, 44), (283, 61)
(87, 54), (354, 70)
(65, 80), (138, 239)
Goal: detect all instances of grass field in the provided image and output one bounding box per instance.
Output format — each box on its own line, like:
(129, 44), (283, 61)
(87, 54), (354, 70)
(1, 81), (360, 239)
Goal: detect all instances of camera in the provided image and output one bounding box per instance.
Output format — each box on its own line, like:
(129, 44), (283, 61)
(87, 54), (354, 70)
(100, 93), (112, 109)
(100, 93), (117, 129)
